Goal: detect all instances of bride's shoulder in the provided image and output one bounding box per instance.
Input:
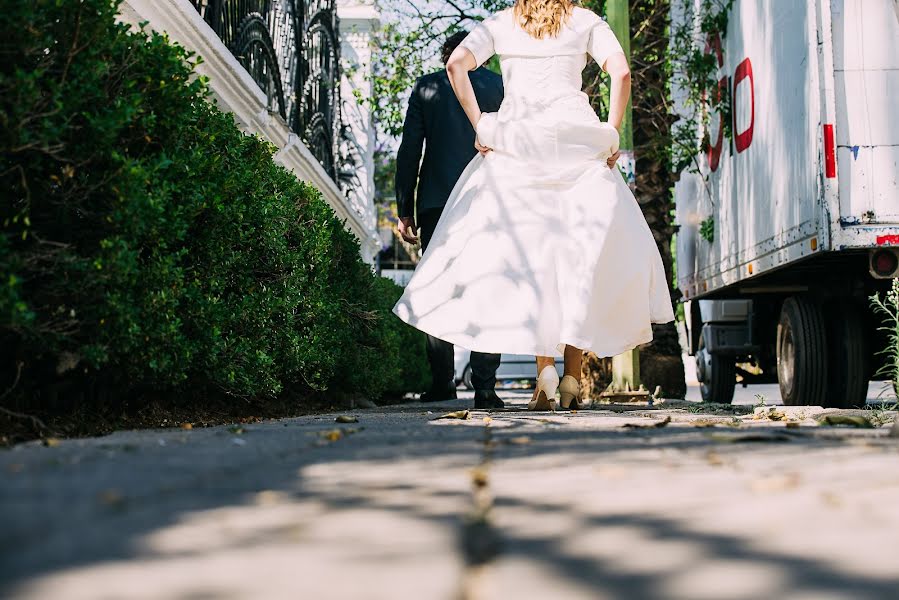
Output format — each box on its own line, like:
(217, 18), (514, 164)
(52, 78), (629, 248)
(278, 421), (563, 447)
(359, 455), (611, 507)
(571, 6), (603, 27)
(483, 7), (513, 25)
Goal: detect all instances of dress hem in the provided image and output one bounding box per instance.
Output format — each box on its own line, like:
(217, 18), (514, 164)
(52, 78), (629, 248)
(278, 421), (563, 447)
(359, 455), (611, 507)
(393, 307), (672, 359)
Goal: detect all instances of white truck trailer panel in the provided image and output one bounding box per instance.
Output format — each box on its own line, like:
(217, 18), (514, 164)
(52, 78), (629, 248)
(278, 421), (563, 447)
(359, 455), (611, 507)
(831, 0), (899, 240)
(675, 0), (899, 299)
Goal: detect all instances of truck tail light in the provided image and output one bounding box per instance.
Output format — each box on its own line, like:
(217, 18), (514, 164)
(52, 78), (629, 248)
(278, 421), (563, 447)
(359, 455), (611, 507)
(870, 249), (899, 278)
(823, 124), (836, 179)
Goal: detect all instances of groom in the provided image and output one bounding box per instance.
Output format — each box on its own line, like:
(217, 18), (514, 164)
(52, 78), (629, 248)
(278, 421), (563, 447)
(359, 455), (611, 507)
(395, 31), (505, 409)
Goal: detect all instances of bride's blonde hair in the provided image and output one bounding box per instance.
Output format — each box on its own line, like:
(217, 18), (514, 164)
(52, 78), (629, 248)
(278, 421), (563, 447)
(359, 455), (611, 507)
(514, 0), (575, 39)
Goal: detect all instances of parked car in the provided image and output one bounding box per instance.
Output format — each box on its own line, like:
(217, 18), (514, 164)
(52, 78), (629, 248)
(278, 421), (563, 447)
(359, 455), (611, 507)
(453, 348), (565, 389)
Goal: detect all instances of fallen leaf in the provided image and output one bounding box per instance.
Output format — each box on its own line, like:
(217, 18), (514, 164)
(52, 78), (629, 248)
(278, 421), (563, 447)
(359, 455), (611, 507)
(818, 415), (873, 428)
(507, 436), (532, 445)
(471, 466), (489, 488)
(98, 489), (125, 507)
(623, 416), (671, 429)
(321, 429), (343, 442)
(335, 415), (358, 423)
(433, 410), (470, 421)
(691, 418), (728, 428)
(181, 423), (193, 430)
(766, 408), (786, 421)
(821, 491), (842, 507)
(705, 451), (725, 466)
(228, 425), (245, 435)
(42, 438), (60, 447)
(750, 472), (800, 493)
(482, 416), (493, 424)
(786, 422), (801, 429)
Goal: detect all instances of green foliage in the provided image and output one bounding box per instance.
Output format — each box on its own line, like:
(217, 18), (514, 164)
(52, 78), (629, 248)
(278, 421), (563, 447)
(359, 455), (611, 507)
(869, 278), (899, 399)
(0, 0), (427, 406)
(370, 0), (511, 137)
(668, 0), (735, 176)
(699, 216), (715, 242)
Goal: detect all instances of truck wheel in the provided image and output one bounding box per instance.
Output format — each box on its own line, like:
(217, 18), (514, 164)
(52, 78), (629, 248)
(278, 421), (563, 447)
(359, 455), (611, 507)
(824, 300), (869, 408)
(777, 297), (827, 406)
(696, 333), (736, 403)
(462, 365), (473, 390)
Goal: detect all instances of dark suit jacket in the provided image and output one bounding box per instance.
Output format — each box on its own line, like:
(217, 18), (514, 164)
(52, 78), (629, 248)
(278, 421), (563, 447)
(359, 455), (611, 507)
(395, 67), (504, 219)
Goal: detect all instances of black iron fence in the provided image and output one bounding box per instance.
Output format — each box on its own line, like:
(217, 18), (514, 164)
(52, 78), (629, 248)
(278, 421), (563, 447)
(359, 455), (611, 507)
(189, 0), (342, 179)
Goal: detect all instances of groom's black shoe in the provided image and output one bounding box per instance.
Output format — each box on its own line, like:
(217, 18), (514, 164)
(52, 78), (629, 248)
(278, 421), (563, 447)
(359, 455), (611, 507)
(474, 390), (505, 409)
(419, 381), (458, 403)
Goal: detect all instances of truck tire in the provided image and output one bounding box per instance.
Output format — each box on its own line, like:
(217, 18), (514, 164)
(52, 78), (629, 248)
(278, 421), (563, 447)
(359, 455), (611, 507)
(696, 333), (736, 403)
(462, 365), (473, 390)
(777, 297), (827, 406)
(824, 300), (869, 408)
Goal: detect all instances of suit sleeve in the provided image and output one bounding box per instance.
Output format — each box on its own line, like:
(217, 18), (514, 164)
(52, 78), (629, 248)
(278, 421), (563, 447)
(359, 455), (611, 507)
(587, 16), (624, 70)
(459, 20), (496, 67)
(395, 82), (425, 219)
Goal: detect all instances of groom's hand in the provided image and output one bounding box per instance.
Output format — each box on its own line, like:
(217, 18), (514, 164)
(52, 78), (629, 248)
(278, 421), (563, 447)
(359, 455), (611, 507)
(607, 150), (621, 169)
(398, 217), (419, 244)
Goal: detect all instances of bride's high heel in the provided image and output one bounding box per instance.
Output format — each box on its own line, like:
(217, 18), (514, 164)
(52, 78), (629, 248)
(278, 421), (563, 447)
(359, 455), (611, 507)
(528, 366), (559, 411)
(559, 375), (581, 410)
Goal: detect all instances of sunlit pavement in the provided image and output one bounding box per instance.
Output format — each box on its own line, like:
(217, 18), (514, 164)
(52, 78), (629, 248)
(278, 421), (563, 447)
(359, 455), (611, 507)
(2, 388), (898, 599)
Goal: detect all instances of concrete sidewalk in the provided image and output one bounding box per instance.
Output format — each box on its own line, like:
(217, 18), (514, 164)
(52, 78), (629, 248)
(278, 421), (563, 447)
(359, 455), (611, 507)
(2, 392), (897, 600)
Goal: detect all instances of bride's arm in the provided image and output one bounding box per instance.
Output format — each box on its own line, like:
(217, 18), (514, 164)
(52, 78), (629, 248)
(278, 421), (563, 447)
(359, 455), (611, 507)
(603, 53), (631, 131)
(446, 48), (482, 131)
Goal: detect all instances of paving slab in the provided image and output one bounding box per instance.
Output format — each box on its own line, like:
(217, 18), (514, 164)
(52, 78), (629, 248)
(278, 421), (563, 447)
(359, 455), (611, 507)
(1, 391), (897, 600)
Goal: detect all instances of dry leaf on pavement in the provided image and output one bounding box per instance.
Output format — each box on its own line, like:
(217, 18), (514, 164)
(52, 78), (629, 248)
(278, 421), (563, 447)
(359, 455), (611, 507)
(507, 436), (532, 445)
(433, 410), (470, 421)
(623, 416), (671, 429)
(818, 415), (873, 428)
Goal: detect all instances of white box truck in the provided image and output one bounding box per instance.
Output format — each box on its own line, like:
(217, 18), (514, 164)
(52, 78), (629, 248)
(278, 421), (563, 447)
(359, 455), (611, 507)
(674, 0), (899, 406)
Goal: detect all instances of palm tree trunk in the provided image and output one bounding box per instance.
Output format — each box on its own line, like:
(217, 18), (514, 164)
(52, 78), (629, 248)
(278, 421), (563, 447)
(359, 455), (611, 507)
(581, 0), (686, 400)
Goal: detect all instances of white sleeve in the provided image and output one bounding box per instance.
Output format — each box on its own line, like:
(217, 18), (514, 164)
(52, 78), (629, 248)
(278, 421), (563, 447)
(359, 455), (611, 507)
(588, 17), (624, 69)
(459, 20), (495, 67)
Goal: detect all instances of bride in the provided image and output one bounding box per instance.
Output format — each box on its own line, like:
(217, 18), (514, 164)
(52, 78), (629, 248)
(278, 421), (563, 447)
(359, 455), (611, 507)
(393, 0), (674, 411)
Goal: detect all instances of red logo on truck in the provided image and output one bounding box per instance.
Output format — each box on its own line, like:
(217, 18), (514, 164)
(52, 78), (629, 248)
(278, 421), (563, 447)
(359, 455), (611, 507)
(705, 37), (755, 170)
(705, 34), (726, 171)
(733, 58), (754, 153)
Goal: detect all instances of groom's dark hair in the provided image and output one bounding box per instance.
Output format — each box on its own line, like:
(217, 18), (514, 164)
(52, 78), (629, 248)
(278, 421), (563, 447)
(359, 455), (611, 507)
(442, 31), (469, 65)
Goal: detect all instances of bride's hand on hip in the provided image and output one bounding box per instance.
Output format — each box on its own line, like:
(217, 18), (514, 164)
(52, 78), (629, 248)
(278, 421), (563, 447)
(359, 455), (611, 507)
(475, 140), (493, 155)
(607, 150), (621, 169)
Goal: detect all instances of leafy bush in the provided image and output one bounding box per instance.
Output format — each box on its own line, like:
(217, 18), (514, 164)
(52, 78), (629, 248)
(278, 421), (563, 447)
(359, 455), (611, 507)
(0, 0), (427, 410)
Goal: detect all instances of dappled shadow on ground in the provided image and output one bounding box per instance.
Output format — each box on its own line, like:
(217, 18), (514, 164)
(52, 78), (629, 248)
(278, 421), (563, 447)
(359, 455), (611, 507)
(1, 399), (897, 599)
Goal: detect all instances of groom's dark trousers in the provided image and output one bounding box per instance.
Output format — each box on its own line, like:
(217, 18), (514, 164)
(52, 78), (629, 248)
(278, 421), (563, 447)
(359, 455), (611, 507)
(396, 67), (504, 395)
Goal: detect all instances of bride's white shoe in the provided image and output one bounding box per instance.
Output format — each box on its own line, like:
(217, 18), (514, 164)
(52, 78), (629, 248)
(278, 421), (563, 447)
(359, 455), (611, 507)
(528, 366), (559, 411)
(559, 375), (581, 410)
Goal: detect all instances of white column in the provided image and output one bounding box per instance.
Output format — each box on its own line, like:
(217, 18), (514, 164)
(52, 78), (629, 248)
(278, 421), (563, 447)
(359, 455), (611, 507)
(337, 0), (381, 265)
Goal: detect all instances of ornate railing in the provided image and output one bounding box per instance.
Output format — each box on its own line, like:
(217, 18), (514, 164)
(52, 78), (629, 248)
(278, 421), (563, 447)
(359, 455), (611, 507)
(190, 0), (342, 179)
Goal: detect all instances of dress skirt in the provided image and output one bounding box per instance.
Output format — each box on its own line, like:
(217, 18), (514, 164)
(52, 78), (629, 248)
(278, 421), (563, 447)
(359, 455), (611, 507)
(392, 96), (675, 358)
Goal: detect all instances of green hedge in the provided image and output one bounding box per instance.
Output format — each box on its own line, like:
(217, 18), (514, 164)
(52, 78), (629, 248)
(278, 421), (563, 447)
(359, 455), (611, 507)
(0, 0), (428, 407)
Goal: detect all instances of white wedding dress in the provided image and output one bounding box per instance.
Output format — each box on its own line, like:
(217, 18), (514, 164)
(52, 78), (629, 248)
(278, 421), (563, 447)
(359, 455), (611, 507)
(393, 7), (675, 358)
